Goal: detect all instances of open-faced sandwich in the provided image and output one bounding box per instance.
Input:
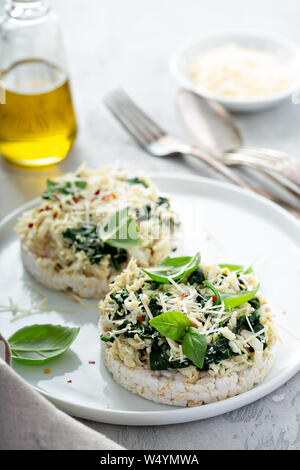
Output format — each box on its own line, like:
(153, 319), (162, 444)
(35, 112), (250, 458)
(15, 165), (177, 298)
(99, 254), (277, 406)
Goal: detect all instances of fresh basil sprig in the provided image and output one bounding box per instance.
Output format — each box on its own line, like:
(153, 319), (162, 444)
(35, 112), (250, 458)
(99, 206), (139, 250)
(149, 311), (190, 340)
(8, 324), (80, 365)
(149, 311), (207, 369)
(219, 263), (253, 275)
(182, 327), (207, 369)
(222, 285), (259, 310)
(203, 280), (221, 305)
(142, 252), (201, 284)
(203, 281), (259, 311)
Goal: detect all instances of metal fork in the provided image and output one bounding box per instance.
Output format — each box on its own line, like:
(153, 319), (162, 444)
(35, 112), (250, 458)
(223, 148), (300, 197)
(103, 89), (300, 217)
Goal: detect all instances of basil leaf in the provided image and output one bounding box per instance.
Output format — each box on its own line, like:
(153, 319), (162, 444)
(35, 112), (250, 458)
(149, 311), (190, 341)
(203, 280), (221, 305)
(160, 256), (192, 267)
(99, 206), (139, 250)
(182, 327), (207, 369)
(8, 324), (80, 365)
(221, 285), (259, 311)
(242, 265), (254, 274)
(143, 252), (201, 284)
(219, 264), (244, 272)
(219, 264), (253, 275)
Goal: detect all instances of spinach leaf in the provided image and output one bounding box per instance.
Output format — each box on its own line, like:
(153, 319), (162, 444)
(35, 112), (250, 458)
(42, 179), (87, 200)
(100, 334), (114, 343)
(187, 268), (205, 286)
(203, 334), (233, 370)
(126, 177), (148, 188)
(149, 311), (190, 341)
(182, 327), (207, 369)
(232, 302), (267, 349)
(142, 252), (201, 284)
(123, 321), (159, 341)
(249, 297), (260, 310)
(99, 206), (139, 250)
(144, 280), (161, 291)
(135, 205), (152, 222)
(157, 196), (170, 208)
(8, 324), (80, 365)
(62, 224), (127, 267)
(74, 181), (88, 189)
(148, 295), (163, 317)
(150, 341), (190, 370)
(110, 289), (129, 309)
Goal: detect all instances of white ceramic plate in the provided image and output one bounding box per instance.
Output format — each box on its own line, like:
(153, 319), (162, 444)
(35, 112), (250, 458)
(0, 173), (300, 425)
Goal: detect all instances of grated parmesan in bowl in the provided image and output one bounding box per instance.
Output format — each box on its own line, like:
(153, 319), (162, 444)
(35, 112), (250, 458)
(171, 32), (300, 112)
(189, 43), (294, 99)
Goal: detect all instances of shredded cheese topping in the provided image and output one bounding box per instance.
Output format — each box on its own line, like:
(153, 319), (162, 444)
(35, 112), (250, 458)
(15, 164), (177, 283)
(189, 43), (294, 98)
(99, 260), (277, 378)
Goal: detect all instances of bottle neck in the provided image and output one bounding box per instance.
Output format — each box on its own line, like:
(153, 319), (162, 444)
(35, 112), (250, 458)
(7, 0), (50, 20)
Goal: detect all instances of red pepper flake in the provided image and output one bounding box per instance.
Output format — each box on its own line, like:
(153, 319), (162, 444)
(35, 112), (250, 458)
(137, 316), (144, 323)
(52, 212), (58, 219)
(28, 222), (34, 228)
(88, 361), (96, 364)
(67, 379), (72, 383)
(212, 295), (217, 302)
(102, 194), (111, 201)
(180, 292), (189, 298)
(39, 206), (51, 213)
(44, 368), (51, 374)
(94, 189), (100, 195)
(73, 196), (79, 203)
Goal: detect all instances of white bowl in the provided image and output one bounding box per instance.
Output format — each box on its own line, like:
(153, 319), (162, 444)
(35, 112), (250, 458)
(170, 31), (300, 112)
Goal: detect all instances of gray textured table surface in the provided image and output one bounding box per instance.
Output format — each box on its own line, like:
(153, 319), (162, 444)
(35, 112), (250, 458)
(0, 0), (299, 450)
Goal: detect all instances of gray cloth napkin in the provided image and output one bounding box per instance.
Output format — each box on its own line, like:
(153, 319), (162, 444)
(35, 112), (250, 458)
(0, 335), (124, 450)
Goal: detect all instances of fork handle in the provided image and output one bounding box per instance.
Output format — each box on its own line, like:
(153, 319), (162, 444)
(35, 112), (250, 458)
(186, 146), (300, 217)
(187, 146), (253, 190)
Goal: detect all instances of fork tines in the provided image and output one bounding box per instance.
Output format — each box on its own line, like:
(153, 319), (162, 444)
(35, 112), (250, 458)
(103, 88), (165, 147)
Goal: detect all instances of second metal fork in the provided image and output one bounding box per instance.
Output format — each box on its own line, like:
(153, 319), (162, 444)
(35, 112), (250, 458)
(103, 88), (300, 217)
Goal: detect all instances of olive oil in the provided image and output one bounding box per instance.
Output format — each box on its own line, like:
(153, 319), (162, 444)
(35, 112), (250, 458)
(0, 59), (77, 166)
